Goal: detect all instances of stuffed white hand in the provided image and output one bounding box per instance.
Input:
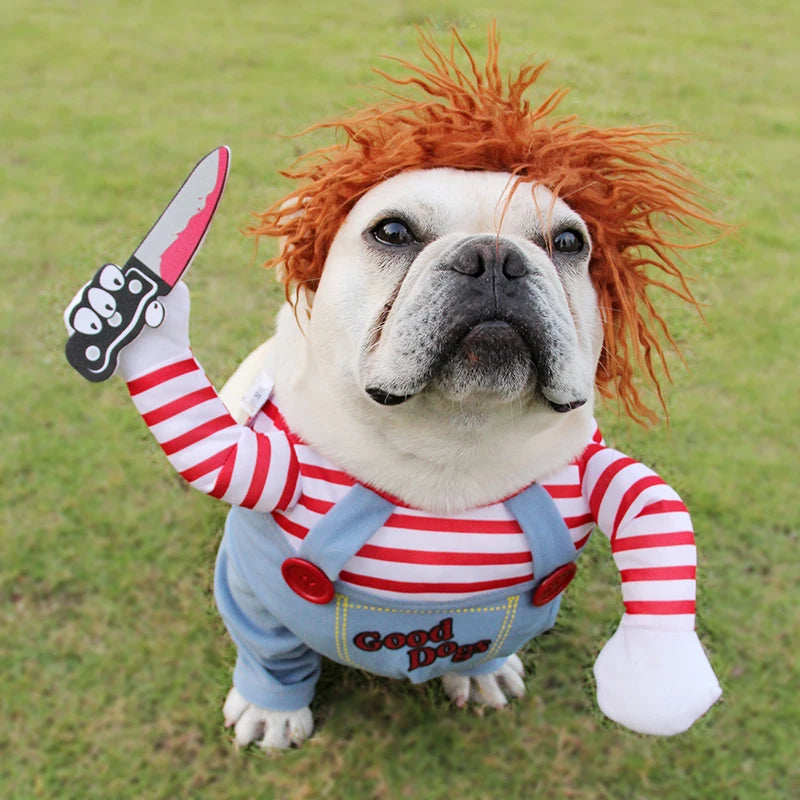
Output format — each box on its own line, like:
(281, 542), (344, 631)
(115, 281), (192, 380)
(593, 618), (722, 735)
(63, 265), (193, 382)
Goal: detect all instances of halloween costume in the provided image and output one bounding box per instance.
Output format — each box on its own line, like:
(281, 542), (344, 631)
(123, 336), (705, 718)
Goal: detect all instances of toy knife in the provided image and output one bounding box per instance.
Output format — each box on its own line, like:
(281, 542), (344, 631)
(64, 145), (231, 382)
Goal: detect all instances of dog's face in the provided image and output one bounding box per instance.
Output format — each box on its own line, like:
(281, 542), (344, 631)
(272, 168), (603, 510)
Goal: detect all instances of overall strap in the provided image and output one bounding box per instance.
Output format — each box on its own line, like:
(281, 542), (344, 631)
(504, 483), (577, 580)
(296, 483), (396, 581)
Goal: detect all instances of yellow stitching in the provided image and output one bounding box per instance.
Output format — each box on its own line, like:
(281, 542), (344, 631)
(345, 603), (509, 614)
(334, 595), (345, 663)
(481, 595), (519, 662)
(482, 597), (513, 661)
(494, 595), (519, 655)
(341, 595), (354, 665)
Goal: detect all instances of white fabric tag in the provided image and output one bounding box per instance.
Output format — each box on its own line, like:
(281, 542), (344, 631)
(240, 370), (275, 418)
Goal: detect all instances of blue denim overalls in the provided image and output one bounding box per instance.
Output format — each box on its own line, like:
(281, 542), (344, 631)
(214, 481), (580, 711)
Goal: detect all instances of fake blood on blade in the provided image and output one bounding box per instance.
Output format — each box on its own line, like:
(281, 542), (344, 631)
(159, 147), (230, 286)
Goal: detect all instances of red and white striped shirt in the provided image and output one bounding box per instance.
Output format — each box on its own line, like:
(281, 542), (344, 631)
(128, 352), (697, 631)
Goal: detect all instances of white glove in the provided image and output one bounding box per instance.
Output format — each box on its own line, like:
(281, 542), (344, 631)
(64, 265), (193, 381)
(593, 617), (722, 736)
(116, 281), (192, 380)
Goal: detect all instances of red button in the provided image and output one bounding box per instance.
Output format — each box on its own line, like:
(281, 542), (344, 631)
(281, 557), (335, 604)
(532, 562), (577, 606)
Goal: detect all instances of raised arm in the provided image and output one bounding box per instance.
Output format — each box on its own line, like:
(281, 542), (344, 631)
(68, 277), (300, 513)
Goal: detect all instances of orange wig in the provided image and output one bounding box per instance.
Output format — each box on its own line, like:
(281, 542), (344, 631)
(247, 27), (725, 423)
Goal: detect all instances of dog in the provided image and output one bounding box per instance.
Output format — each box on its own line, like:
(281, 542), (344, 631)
(65, 30), (722, 749)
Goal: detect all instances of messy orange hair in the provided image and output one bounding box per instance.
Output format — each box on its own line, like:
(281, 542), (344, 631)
(247, 26), (725, 423)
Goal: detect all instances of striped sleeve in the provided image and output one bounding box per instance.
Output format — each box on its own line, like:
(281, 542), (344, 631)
(579, 439), (697, 631)
(126, 351), (301, 512)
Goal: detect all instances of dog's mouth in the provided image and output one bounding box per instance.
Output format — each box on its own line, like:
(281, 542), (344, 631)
(365, 318), (586, 412)
(433, 319), (534, 398)
(365, 386), (414, 406)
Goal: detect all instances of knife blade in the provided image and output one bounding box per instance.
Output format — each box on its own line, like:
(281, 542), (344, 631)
(65, 145), (230, 382)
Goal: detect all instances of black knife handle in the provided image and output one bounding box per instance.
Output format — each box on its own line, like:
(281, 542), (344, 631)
(65, 260), (169, 382)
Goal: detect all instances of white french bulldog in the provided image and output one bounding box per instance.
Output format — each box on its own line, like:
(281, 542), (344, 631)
(213, 168), (720, 747)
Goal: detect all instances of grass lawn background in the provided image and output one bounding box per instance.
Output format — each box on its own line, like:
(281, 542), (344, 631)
(2, 0), (798, 797)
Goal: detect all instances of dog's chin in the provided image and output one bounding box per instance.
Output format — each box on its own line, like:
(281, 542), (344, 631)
(432, 320), (535, 403)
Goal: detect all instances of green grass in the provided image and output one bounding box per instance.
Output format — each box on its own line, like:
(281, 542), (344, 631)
(2, 0), (798, 797)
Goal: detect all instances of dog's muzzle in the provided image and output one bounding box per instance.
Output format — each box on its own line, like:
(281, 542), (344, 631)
(364, 236), (588, 412)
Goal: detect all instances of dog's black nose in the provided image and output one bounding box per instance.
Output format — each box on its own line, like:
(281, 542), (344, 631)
(450, 239), (529, 280)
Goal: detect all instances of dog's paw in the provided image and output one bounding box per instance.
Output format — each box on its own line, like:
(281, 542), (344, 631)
(222, 687), (314, 749)
(441, 653), (526, 709)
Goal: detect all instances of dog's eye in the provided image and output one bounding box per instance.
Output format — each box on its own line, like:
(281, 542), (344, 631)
(372, 219), (419, 247)
(552, 230), (584, 254)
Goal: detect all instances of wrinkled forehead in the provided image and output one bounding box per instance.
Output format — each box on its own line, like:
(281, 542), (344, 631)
(344, 167), (583, 237)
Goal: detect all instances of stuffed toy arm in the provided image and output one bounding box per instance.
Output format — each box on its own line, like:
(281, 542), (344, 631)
(65, 277), (300, 512)
(581, 440), (722, 735)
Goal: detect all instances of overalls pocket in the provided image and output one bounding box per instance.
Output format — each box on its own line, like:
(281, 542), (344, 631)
(328, 585), (561, 682)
